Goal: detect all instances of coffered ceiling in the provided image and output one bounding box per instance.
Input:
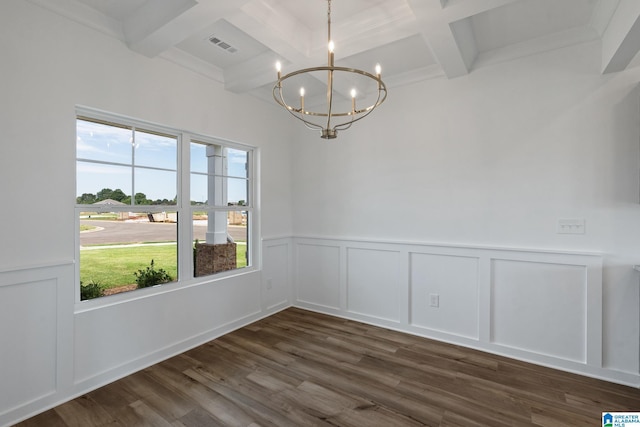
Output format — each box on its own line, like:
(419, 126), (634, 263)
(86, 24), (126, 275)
(26, 0), (640, 106)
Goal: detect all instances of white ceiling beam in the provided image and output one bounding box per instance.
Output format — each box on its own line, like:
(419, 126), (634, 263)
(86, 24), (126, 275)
(123, 0), (197, 56)
(590, 0), (620, 37)
(407, 0), (520, 79)
(450, 17), (478, 72)
(26, 0), (124, 41)
(601, 0), (640, 74)
(228, 1), (311, 64)
(124, 0), (251, 58)
(407, 0), (469, 78)
(422, 21), (473, 78)
(159, 47), (225, 83)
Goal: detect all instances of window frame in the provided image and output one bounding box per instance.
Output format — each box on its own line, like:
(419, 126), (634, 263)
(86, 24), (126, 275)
(74, 107), (259, 307)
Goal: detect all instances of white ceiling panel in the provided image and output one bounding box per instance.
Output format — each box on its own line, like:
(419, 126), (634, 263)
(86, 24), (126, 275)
(177, 19), (271, 69)
(274, 0), (391, 32)
(471, 0), (599, 53)
(338, 34), (437, 78)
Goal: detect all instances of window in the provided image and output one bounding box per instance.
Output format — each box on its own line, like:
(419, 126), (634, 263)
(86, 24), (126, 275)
(75, 109), (256, 301)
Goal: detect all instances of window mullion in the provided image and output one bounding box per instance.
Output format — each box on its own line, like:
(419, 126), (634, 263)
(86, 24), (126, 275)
(179, 132), (192, 280)
(131, 127), (136, 207)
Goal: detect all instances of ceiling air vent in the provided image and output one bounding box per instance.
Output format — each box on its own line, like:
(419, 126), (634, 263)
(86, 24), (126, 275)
(208, 36), (238, 53)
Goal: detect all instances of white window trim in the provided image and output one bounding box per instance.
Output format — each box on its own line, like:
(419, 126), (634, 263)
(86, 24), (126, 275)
(74, 106), (260, 309)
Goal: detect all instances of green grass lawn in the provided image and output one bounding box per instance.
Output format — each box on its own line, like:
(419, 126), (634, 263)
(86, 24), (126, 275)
(81, 242), (247, 290)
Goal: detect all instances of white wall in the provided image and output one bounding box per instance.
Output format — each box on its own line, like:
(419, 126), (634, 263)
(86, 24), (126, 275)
(292, 40), (640, 383)
(0, 1), (293, 426)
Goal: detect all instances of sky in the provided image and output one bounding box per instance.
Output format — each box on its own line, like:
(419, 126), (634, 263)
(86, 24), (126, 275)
(76, 119), (248, 204)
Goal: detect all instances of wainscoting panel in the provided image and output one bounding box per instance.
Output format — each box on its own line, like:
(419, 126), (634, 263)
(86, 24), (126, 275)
(0, 262), (74, 427)
(295, 242), (341, 310)
(346, 248), (401, 322)
(262, 239), (292, 311)
(491, 259), (587, 363)
(0, 278), (57, 412)
(410, 252), (480, 339)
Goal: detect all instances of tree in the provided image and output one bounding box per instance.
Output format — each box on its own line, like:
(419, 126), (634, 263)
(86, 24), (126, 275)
(76, 193), (97, 204)
(134, 192), (149, 205)
(96, 188), (114, 201)
(111, 189), (127, 202)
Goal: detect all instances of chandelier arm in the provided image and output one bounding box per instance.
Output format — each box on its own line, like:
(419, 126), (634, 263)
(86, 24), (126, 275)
(302, 121), (323, 131)
(326, 69), (334, 132)
(332, 80), (387, 131)
(334, 87), (386, 131)
(336, 121), (353, 132)
(273, 84), (324, 131)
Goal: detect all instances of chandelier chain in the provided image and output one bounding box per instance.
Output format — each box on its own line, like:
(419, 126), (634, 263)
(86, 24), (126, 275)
(327, 0), (331, 43)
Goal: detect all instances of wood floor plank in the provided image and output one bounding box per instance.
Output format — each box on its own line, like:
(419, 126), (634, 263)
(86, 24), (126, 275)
(395, 377), (533, 427)
(174, 407), (226, 427)
(84, 378), (140, 413)
(14, 307), (640, 427)
(52, 395), (116, 427)
(125, 372), (197, 421)
(127, 400), (176, 427)
(11, 410), (68, 427)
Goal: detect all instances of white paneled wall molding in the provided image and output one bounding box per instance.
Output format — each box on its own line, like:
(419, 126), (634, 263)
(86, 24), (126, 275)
(293, 237), (637, 387)
(0, 262), (75, 427)
(262, 237), (294, 312)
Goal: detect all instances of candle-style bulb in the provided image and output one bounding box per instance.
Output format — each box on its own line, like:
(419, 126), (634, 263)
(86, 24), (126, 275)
(350, 89), (356, 113)
(275, 61), (282, 72)
(300, 87), (305, 97)
(328, 40), (335, 53)
(375, 63), (381, 76)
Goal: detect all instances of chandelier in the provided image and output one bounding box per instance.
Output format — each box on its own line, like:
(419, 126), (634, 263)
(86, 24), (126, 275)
(273, 0), (387, 139)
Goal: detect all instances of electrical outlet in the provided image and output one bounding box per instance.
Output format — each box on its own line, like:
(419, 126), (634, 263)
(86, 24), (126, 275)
(429, 293), (439, 308)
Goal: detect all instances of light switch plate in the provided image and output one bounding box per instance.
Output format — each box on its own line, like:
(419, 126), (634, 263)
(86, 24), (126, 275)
(557, 219), (585, 234)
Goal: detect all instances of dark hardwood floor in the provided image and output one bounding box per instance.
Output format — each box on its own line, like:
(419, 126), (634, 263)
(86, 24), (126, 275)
(15, 308), (640, 426)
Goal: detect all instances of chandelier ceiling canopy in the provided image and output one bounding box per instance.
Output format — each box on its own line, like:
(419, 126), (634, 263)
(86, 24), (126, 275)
(273, 0), (387, 139)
